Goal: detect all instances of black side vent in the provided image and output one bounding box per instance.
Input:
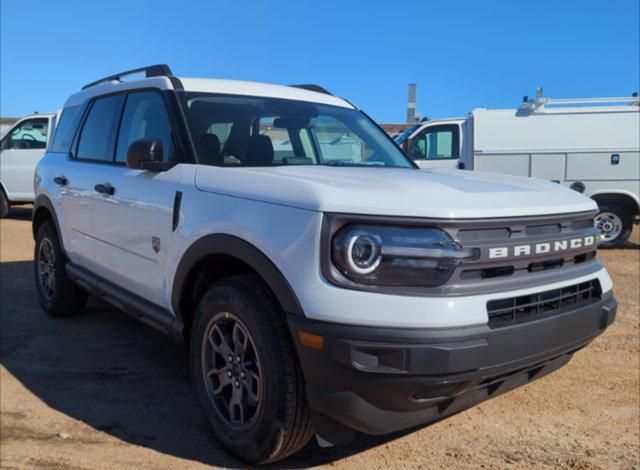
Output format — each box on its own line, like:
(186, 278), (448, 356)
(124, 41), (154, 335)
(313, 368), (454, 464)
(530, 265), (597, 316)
(487, 280), (601, 328)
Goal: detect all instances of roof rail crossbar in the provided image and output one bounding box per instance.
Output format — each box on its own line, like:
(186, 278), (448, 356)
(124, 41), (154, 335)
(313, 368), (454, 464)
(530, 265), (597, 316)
(82, 64), (173, 90)
(290, 84), (333, 95)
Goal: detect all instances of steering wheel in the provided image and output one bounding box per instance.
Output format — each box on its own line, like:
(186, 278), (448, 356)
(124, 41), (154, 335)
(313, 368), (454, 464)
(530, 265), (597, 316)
(20, 133), (37, 149)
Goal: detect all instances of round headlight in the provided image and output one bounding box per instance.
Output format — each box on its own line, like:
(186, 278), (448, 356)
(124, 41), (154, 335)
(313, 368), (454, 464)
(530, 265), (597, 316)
(346, 233), (382, 274)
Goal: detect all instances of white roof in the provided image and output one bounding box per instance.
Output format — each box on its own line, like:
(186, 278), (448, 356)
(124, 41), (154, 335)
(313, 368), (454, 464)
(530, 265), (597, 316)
(64, 76), (353, 109)
(179, 78), (352, 108)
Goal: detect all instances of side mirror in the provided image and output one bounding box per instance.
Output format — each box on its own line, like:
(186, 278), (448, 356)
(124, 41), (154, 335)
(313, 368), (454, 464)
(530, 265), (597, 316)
(126, 138), (173, 171)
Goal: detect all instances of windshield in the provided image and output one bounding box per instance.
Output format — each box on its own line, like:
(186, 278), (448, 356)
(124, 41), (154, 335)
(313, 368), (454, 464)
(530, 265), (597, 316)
(182, 93), (414, 168)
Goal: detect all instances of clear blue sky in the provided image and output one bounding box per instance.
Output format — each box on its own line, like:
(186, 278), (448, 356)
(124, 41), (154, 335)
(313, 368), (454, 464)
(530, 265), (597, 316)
(1, 0), (638, 123)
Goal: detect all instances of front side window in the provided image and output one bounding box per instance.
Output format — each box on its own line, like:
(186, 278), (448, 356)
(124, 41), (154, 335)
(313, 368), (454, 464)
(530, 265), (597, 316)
(115, 92), (175, 163)
(410, 124), (459, 160)
(183, 93), (414, 168)
(76, 95), (124, 161)
(1, 118), (48, 150)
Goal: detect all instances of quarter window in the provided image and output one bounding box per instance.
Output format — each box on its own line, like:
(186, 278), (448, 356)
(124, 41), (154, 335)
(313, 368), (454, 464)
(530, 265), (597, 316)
(77, 95), (124, 161)
(2, 118), (48, 150)
(115, 92), (175, 163)
(51, 106), (83, 153)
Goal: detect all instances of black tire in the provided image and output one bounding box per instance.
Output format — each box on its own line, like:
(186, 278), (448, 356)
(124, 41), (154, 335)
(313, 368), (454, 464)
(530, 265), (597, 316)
(34, 220), (87, 317)
(190, 275), (312, 464)
(0, 190), (9, 218)
(596, 203), (632, 249)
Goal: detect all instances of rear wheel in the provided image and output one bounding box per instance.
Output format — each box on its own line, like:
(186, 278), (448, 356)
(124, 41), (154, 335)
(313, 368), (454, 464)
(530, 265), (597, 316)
(0, 190), (9, 218)
(34, 220), (87, 317)
(190, 275), (312, 464)
(595, 203), (632, 248)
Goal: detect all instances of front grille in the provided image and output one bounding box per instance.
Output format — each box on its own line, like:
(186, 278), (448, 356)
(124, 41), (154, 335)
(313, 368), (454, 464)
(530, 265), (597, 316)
(487, 279), (601, 328)
(457, 228), (511, 242)
(571, 219), (595, 231)
(524, 224), (561, 236)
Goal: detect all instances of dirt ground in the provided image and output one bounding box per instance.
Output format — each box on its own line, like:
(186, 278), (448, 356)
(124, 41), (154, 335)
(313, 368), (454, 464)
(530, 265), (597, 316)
(1, 207), (638, 469)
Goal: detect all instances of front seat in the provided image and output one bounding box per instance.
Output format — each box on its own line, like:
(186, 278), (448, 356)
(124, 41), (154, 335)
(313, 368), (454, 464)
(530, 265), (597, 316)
(199, 134), (222, 165)
(245, 135), (274, 166)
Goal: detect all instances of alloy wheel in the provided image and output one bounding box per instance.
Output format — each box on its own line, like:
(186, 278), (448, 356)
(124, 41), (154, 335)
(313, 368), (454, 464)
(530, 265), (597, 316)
(201, 311), (262, 429)
(37, 238), (56, 300)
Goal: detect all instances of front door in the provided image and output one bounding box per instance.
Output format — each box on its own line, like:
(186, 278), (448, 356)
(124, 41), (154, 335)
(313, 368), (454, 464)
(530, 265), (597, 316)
(0, 117), (50, 200)
(408, 123), (461, 170)
(90, 90), (183, 307)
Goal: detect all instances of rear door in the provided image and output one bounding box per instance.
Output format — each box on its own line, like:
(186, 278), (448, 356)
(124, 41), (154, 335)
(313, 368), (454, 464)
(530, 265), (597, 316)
(90, 90), (183, 307)
(0, 116), (51, 200)
(407, 123), (461, 170)
(61, 95), (124, 268)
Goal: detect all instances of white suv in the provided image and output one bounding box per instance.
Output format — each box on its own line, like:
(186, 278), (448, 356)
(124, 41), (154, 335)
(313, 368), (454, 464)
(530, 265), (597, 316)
(1, 113), (56, 217)
(33, 65), (617, 464)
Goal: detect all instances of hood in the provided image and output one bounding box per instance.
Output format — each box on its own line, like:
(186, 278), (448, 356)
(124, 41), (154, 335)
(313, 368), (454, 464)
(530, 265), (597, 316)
(194, 165), (597, 219)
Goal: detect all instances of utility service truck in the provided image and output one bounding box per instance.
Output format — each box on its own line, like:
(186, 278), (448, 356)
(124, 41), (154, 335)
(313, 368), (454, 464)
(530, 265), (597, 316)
(396, 92), (640, 247)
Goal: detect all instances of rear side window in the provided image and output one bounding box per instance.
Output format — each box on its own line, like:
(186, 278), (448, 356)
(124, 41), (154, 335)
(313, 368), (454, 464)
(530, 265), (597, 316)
(76, 95), (124, 161)
(51, 106), (83, 153)
(115, 92), (175, 163)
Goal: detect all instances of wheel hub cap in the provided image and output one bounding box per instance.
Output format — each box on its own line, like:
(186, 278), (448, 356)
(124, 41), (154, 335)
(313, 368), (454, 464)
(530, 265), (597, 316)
(595, 212), (622, 241)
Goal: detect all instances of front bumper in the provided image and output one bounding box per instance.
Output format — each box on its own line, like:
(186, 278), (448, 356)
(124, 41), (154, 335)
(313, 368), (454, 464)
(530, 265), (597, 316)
(287, 292), (617, 443)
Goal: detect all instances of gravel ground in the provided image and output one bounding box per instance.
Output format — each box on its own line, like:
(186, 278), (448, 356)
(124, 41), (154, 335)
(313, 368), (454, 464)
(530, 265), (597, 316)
(1, 207), (638, 469)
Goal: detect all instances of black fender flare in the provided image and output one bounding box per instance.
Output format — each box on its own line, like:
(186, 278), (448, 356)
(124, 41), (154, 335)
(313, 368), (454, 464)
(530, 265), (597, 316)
(171, 234), (305, 323)
(32, 194), (66, 254)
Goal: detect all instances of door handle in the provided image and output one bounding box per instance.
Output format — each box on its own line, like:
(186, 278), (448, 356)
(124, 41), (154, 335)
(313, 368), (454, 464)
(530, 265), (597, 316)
(53, 176), (68, 186)
(94, 183), (115, 195)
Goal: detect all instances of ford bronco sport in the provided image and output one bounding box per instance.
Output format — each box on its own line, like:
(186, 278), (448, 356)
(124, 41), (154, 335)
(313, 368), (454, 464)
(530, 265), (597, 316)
(32, 65), (617, 464)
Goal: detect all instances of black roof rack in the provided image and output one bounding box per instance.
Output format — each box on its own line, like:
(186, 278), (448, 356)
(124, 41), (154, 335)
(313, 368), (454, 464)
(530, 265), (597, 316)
(290, 84), (333, 95)
(82, 64), (173, 90)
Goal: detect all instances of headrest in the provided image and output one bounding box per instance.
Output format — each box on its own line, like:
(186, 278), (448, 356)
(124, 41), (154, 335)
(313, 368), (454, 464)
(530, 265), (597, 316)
(199, 133), (222, 166)
(245, 135), (274, 166)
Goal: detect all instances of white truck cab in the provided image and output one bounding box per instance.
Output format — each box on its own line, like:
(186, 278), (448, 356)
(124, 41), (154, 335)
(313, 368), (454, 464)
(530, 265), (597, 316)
(0, 112), (57, 216)
(32, 66), (616, 464)
(397, 93), (640, 247)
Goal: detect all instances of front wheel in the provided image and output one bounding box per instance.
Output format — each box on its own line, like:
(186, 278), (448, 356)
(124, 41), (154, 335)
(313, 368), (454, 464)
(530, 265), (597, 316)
(190, 275), (312, 464)
(595, 203), (632, 248)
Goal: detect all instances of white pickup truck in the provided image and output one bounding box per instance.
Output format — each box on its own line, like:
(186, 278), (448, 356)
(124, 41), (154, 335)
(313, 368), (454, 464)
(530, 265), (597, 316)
(396, 93), (640, 247)
(0, 112), (57, 217)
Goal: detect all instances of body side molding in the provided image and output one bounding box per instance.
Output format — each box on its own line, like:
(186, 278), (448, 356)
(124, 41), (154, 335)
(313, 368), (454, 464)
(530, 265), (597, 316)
(66, 263), (183, 338)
